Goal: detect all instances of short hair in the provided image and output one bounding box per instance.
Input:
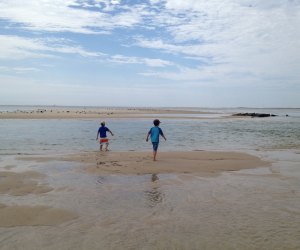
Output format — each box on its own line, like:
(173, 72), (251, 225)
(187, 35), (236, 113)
(153, 119), (160, 126)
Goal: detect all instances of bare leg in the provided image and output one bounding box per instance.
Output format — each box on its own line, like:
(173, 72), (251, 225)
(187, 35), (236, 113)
(100, 144), (103, 151)
(153, 150), (157, 161)
(105, 143), (109, 151)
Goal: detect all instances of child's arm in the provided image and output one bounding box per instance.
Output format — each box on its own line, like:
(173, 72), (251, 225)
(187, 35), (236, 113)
(160, 128), (167, 141)
(109, 130), (114, 136)
(96, 130), (99, 140)
(146, 131), (150, 142)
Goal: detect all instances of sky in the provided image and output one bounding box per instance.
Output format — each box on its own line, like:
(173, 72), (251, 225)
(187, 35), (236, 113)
(0, 0), (299, 107)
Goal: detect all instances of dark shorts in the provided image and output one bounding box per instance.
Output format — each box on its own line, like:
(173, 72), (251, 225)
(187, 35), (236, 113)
(152, 142), (159, 151)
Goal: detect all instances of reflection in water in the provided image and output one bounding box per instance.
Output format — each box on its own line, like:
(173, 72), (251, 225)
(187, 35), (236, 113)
(151, 173), (159, 182)
(144, 174), (164, 208)
(144, 188), (163, 208)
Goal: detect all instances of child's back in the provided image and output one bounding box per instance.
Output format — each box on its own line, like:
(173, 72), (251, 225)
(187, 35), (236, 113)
(146, 119), (166, 161)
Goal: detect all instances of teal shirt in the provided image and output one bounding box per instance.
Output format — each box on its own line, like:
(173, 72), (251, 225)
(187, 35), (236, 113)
(149, 126), (164, 142)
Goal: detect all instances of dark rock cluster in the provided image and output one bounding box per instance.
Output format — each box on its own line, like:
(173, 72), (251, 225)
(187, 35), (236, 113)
(233, 113), (277, 117)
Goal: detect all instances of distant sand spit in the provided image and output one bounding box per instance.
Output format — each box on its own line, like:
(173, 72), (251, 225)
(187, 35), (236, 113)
(0, 107), (220, 119)
(19, 151), (270, 175)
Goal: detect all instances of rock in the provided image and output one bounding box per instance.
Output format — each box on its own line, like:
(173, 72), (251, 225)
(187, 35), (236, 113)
(233, 113), (277, 118)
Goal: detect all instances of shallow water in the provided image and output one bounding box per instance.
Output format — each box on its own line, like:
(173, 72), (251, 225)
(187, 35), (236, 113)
(0, 112), (299, 155)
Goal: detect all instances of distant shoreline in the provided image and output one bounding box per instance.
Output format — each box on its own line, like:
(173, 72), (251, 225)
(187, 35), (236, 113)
(0, 105), (215, 110)
(0, 107), (226, 119)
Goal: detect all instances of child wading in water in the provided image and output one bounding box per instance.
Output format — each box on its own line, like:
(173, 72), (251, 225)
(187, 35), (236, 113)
(96, 121), (114, 151)
(146, 119), (167, 161)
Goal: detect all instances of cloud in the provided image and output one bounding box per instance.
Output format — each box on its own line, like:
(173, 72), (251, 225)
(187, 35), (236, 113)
(0, 35), (105, 60)
(2, 0), (298, 78)
(0, 66), (41, 74)
(0, 0), (144, 34)
(0, 0), (299, 107)
(110, 54), (173, 67)
(135, 0), (300, 83)
(0, 34), (173, 70)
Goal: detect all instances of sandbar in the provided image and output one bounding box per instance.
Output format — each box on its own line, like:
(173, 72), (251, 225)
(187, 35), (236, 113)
(19, 151), (270, 176)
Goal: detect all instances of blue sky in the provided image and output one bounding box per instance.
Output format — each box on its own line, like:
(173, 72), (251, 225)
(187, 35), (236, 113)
(0, 0), (299, 107)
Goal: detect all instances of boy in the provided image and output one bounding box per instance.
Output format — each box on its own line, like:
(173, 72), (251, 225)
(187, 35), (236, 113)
(96, 121), (114, 151)
(146, 119), (166, 161)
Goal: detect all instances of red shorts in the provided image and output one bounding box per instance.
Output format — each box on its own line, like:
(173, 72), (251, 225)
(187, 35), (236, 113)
(100, 138), (109, 144)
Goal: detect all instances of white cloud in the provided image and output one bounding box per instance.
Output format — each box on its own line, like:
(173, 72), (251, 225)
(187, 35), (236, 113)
(0, 66), (41, 74)
(0, 35), (105, 60)
(143, 58), (173, 67)
(110, 54), (173, 67)
(0, 35), (172, 69)
(0, 0), (143, 34)
(135, 0), (300, 83)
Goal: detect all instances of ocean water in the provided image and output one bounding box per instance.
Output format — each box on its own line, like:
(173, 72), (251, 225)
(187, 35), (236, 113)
(0, 108), (299, 155)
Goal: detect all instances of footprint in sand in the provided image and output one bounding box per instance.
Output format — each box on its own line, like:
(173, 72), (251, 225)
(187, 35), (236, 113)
(112, 162), (122, 167)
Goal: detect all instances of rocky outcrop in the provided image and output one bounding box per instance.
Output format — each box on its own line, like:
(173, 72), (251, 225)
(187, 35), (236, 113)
(233, 113), (277, 117)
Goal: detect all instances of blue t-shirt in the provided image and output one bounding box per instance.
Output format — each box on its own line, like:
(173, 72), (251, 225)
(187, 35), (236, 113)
(98, 126), (109, 138)
(149, 126), (164, 143)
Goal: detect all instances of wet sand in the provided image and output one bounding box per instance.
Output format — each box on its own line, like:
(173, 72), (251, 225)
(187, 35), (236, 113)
(0, 204), (78, 227)
(0, 171), (52, 196)
(0, 169), (77, 227)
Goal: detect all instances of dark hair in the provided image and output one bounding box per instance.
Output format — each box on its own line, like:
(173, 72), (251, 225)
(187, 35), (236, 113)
(153, 119), (160, 126)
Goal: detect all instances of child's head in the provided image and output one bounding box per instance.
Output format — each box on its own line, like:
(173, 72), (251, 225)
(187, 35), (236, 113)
(153, 119), (160, 126)
(101, 121), (105, 127)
